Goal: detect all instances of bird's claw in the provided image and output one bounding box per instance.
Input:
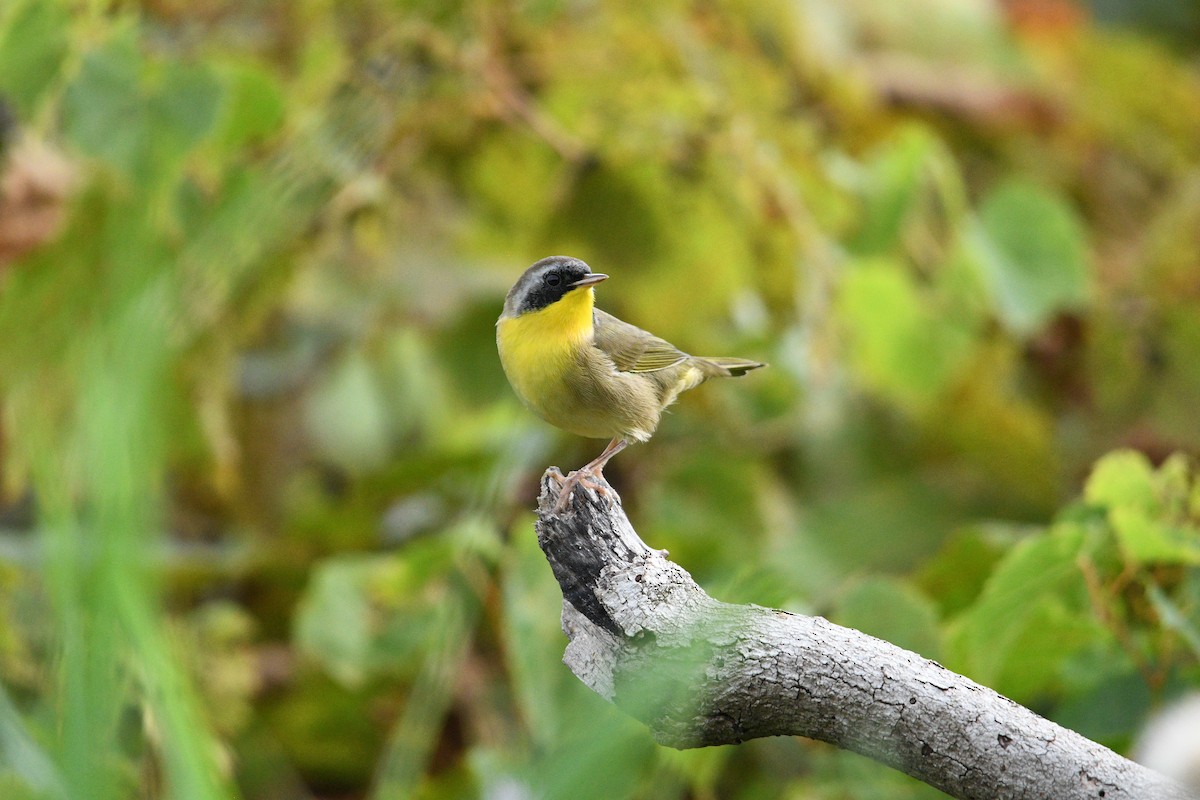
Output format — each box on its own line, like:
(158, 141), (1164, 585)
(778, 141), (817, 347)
(551, 468), (612, 513)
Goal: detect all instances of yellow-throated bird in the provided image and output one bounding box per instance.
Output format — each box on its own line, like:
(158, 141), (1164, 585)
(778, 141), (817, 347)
(497, 256), (766, 510)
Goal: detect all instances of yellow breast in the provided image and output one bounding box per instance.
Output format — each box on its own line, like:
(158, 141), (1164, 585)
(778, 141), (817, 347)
(496, 287), (595, 419)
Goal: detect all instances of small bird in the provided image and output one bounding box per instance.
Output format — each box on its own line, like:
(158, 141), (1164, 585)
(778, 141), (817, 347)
(497, 255), (765, 510)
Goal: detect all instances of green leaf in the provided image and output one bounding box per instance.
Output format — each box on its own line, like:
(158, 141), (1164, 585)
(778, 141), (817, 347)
(62, 35), (147, 175)
(63, 36), (223, 181)
(1084, 449), (1157, 512)
(1156, 453), (1192, 516)
(949, 523), (1095, 688)
(838, 258), (976, 411)
(293, 553), (432, 687)
(970, 180), (1090, 335)
(1146, 582), (1200, 659)
(215, 61), (285, 147)
(992, 599), (1103, 700)
(915, 526), (1010, 616)
(294, 555), (381, 687)
(303, 351), (393, 473)
(292, 525), (475, 689)
(0, 681), (65, 799)
(1054, 670), (1151, 746)
(836, 577), (942, 658)
(1084, 450), (1200, 565)
(149, 61), (223, 162)
(1191, 471), (1200, 520)
(850, 127), (935, 255)
(1110, 507), (1200, 566)
(0, 0), (68, 117)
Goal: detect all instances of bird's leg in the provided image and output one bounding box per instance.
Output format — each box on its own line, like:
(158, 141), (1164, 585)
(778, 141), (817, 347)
(553, 437), (628, 512)
(582, 436), (629, 475)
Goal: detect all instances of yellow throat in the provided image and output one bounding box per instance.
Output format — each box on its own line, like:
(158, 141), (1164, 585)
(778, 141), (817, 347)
(497, 286), (595, 408)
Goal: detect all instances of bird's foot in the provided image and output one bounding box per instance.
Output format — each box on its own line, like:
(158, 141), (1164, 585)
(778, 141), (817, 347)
(552, 468), (613, 513)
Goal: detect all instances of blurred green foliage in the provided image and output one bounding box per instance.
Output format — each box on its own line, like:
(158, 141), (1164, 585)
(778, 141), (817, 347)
(0, 0), (1198, 798)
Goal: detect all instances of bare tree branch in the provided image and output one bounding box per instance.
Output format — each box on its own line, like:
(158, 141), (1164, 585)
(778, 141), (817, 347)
(535, 468), (1196, 800)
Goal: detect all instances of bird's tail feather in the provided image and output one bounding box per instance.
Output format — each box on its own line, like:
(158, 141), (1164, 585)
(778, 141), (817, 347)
(698, 357), (767, 377)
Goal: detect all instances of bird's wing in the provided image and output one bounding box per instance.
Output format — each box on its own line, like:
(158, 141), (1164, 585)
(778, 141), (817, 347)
(593, 309), (689, 373)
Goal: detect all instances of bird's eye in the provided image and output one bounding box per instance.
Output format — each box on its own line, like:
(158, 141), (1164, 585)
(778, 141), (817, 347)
(544, 272), (562, 287)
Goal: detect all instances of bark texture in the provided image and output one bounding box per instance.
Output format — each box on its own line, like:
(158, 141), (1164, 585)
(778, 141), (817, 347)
(535, 468), (1196, 800)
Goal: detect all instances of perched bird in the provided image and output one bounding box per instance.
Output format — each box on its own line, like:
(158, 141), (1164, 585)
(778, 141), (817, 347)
(497, 255), (766, 510)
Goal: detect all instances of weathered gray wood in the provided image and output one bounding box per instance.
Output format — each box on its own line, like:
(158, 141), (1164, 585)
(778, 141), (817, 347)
(536, 468), (1196, 800)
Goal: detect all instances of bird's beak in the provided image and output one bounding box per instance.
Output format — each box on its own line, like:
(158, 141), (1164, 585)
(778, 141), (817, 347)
(570, 273), (609, 289)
